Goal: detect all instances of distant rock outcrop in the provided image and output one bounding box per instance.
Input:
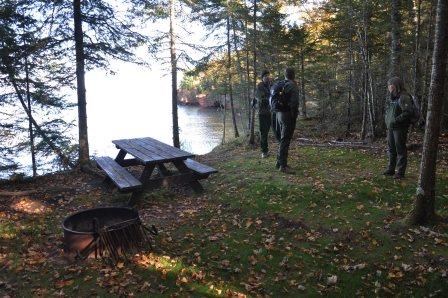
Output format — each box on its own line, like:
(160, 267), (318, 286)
(178, 88), (221, 108)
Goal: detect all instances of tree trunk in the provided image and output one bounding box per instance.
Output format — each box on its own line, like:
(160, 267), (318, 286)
(73, 0), (90, 165)
(170, 0), (180, 148)
(7, 70), (75, 168)
(248, 0), (257, 145)
(422, 0), (436, 119)
(390, 0), (402, 78)
(413, 0), (423, 114)
(222, 94), (227, 144)
(226, 10), (239, 138)
(407, 0), (448, 225)
(360, 69), (368, 140)
(346, 1), (353, 134)
(366, 52), (376, 138)
(347, 38), (353, 133)
(359, 1), (375, 139)
(232, 19), (248, 135)
(24, 52), (37, 177)
(300, 48), (307, 118)
(244, 16), (252, 133)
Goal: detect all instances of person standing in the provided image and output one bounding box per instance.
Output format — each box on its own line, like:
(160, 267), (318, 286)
(384, 77), (413, 179)
(276, 67), (300, 173)
(255, 70), (272, 158)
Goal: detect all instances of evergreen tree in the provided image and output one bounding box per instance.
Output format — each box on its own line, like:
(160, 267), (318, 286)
(23, 0), (146, 167)
(0, 0), (76, 174)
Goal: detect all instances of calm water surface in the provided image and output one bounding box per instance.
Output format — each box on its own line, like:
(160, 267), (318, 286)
(3, 61), (245, 178)
(5, 104), (243, 179)
(89, 104), (240, 158)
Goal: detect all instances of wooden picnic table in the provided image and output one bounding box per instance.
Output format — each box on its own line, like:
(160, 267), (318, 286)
(95, 137), (217, 205)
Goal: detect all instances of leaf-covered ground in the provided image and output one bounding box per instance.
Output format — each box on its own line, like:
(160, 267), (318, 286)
(1, 128), (448, 297)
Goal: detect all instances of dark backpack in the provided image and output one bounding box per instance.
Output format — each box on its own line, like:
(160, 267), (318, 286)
(269, 80), (290, 112)
(408, 95), (422, 125)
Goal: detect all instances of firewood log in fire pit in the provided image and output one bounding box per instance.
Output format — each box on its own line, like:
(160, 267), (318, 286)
(62, 207), (157, 264)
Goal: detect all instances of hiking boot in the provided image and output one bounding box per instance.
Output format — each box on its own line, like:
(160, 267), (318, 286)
(393, 173), (404, 180)
(383, 169), (395, 176)
(261, 152), (269, 158)
(279, 166), (295, 174)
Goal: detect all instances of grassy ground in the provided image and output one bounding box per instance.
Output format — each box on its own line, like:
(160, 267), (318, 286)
(1, 124), (448, 297)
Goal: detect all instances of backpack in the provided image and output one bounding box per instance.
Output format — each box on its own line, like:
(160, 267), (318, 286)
(409, 95), (422, 125)
(269, 80), (290, 112)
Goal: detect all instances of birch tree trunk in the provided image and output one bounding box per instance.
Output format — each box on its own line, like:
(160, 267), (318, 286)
(74, 0), (90, 166)
(407, 0), (448, 225)
(169, 0), (180, 148)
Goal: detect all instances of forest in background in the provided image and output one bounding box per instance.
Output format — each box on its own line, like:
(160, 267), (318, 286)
(1, 0), (448, 225)
(1, 0), (447, 174)
(181, 0), (448, 140)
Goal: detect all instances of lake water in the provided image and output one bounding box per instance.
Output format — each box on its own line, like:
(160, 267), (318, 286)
(89, 104), (243, 158)
(5, 104), (244, 179)
(2, 62), (246, 179)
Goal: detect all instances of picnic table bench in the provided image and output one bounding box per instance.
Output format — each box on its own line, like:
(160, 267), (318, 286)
(95, 137), (217, 205)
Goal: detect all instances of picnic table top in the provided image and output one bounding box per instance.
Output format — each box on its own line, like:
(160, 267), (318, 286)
(112, 137), (195, 165)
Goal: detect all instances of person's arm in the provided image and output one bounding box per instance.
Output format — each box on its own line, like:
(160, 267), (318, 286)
(253, 83), (263, 108)
(257, 83), (270, 101)
(395, 94), (413, 123)
(289, 81), (300, 111)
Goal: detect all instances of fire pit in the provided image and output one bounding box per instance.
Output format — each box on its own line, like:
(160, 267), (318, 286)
(62, 207), (157, 262)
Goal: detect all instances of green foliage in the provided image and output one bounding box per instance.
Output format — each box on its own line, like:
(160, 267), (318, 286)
(1, 0), (148, 175)
(183, 0), (438, 135)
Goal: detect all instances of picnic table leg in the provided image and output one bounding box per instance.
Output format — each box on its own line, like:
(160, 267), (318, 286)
(114, 149), (127, 163)
(157, 164), (172, 176)
(128, 164), (155, 206)
(172, 161), (204, 193)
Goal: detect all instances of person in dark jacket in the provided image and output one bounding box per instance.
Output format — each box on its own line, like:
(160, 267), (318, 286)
(255, 70), (272, 158)
(384, 77), (413, 179)
(276, 67), (300, 174)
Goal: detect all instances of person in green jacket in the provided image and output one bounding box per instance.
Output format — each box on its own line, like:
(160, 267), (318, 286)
(384, 77), (413, 179)
(276, 67), (300, 174)
(255, 70), (272, 158)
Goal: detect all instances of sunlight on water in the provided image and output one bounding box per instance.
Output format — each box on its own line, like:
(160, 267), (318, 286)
(3, 62), (243, 178)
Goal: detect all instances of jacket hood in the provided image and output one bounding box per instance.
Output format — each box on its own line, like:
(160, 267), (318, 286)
(388, 77), (407, 97)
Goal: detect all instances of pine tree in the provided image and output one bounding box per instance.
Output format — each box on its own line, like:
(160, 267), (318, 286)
(0, 0), (76, 173)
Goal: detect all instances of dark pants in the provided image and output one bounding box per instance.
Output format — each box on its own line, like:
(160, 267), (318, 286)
(291, 109), (298, 132)
(276, 111), (295, 167)
(272, 112), (281, 142)
(259, 113), (271, 153)
(387, 128), (408, 175)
